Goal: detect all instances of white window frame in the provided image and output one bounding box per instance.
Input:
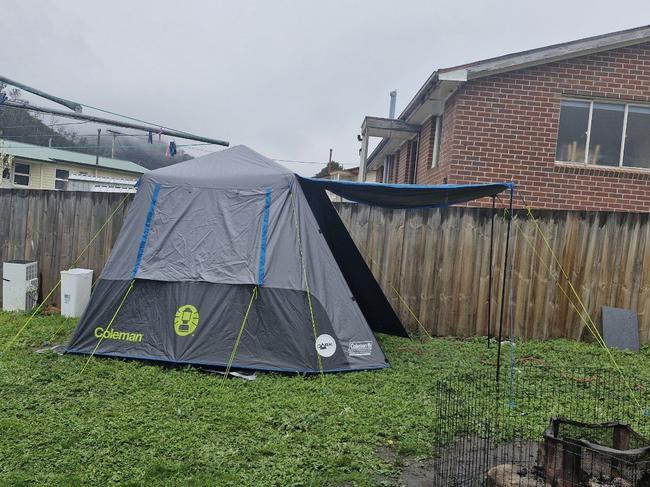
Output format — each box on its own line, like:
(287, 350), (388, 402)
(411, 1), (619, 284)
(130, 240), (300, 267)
(431, 115), (442, 168)
(13, 162), (30, 187)
(557, 97), (650, 169)
(54, 168), (69, 190)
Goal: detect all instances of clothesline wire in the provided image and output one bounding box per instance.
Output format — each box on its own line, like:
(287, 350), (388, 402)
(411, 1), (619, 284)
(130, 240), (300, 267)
(0, 93), (200, 141)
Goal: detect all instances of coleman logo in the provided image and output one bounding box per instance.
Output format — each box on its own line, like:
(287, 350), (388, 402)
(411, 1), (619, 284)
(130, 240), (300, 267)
(94, 327), (143, 342)
(174, 304), (200, 336)
(348, 341), (372, 356)
(315, 334), (336, 357)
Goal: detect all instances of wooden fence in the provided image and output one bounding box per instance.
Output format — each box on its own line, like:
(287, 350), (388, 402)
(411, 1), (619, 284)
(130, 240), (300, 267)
(0, 189), (133, 307)
(336, 204), (650, 343)
(2, 188), (650, 343)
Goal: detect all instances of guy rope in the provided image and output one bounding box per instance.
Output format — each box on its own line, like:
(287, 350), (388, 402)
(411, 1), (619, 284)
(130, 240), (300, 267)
(497, 192), (646, 413)
(2, 192), (132, 353)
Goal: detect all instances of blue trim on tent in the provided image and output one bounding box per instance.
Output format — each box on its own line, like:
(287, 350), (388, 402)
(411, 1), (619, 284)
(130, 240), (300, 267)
(257, 188), (272, 286)
(131, 183), (160, 279)
(64, 349), (390, 374)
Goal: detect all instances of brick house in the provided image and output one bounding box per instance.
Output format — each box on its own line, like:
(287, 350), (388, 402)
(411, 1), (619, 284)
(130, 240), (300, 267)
(358, 25), (650, 211)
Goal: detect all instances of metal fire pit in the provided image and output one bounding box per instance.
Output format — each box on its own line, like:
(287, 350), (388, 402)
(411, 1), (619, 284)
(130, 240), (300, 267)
(542, 418), (650, 486)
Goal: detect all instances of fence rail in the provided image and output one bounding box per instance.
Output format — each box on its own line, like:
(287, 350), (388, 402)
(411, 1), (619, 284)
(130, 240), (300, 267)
(2, 189), (650, 343)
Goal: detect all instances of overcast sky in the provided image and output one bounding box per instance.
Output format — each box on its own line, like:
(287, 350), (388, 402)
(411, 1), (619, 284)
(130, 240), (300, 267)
(1, 1), (648, 175)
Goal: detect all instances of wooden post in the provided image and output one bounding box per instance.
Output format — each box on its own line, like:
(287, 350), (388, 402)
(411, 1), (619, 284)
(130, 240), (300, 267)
(612, 424), (631, 477)
(560, 441), (582, 487)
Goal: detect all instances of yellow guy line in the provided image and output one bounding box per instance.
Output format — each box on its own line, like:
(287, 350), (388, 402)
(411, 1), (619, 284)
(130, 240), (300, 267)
(80, 279), (135, 374)
(290, 189), (325, 380)
(358, 246), (432, 341)
(222, 286), (258, 386)
(518, 203), (643, 410)
(502, 202), (643, 411)
(2, 192), (131, 353)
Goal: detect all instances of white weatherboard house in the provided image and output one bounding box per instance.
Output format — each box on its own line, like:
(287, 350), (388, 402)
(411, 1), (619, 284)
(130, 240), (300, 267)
(0, 140), (148, 192)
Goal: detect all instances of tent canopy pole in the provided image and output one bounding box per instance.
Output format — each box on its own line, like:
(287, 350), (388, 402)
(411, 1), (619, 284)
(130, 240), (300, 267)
(487, 195), (496, 348)
(496, 186), (514, 384)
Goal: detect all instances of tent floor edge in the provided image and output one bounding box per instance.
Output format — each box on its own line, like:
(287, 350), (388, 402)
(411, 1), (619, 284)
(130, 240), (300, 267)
(63, 349), (391, 374)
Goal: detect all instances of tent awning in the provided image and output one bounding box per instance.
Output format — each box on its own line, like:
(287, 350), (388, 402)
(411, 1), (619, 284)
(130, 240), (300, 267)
(299, 178), (514, 209)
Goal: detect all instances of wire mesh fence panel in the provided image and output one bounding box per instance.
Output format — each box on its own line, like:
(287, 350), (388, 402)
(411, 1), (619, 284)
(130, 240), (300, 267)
(432, 366), (650, 486)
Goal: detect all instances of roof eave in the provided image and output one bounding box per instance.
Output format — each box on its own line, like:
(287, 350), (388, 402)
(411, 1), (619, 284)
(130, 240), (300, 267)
(367, 26), (650, 169)
(440, 25), (650, 81)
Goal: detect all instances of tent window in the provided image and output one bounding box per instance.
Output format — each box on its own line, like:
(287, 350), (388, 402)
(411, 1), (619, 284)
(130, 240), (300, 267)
(13, 163), (30, 186)
(556, 98), (650, 169)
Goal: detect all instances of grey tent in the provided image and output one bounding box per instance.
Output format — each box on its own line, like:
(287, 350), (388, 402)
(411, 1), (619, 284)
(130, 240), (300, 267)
(67, 145), (511, 373)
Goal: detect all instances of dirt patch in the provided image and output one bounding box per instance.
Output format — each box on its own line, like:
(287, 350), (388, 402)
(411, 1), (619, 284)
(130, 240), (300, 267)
(374, 436), (540, 487)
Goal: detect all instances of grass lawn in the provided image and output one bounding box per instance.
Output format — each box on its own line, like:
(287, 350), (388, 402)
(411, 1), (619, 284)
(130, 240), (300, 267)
(1, 311), (650, 486)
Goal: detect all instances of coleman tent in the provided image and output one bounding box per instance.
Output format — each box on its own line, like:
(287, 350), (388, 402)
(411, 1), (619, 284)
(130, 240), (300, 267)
(67, 145), (511, 373)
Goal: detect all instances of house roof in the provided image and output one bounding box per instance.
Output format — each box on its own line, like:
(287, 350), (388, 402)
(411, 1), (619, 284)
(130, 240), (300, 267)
(0, 139), (148, 174)
(367, 25), (650, 168)
(438, 24), (650, 81)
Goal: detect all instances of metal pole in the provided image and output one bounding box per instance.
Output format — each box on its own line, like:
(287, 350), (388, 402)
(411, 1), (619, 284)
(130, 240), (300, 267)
(487, 195), (496, 348)
(496, 186), (514, 384)
(358, 129), (369, 182)
(107, 129), (122, 159)
(1, 100), (229, 147)
(0, 75), (82, 112)
(95, 128), (101, 177)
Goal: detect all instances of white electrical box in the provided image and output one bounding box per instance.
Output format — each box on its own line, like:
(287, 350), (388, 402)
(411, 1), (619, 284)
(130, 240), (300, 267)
(2, 260), (38, 312)
(60, 268), (93, 317)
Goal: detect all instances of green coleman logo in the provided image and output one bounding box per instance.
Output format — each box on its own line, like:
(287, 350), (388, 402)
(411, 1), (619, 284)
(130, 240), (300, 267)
(174, 304), (200, 336)
(94, 327), (143, 342)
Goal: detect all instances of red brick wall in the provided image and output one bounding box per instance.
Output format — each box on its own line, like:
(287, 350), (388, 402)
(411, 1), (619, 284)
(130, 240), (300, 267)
(416, 96), (457, 186)
(373, 165), (383, 183)
(441, 42), (650, 211)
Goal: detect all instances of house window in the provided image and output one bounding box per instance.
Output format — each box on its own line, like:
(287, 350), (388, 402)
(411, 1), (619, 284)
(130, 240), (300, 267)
(556, 99), (650, 169)
(55, 169), (69, 190)
(431, 116), (443, 167)
(13, 163), (30, 186)
(623, 106), (650, 169)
